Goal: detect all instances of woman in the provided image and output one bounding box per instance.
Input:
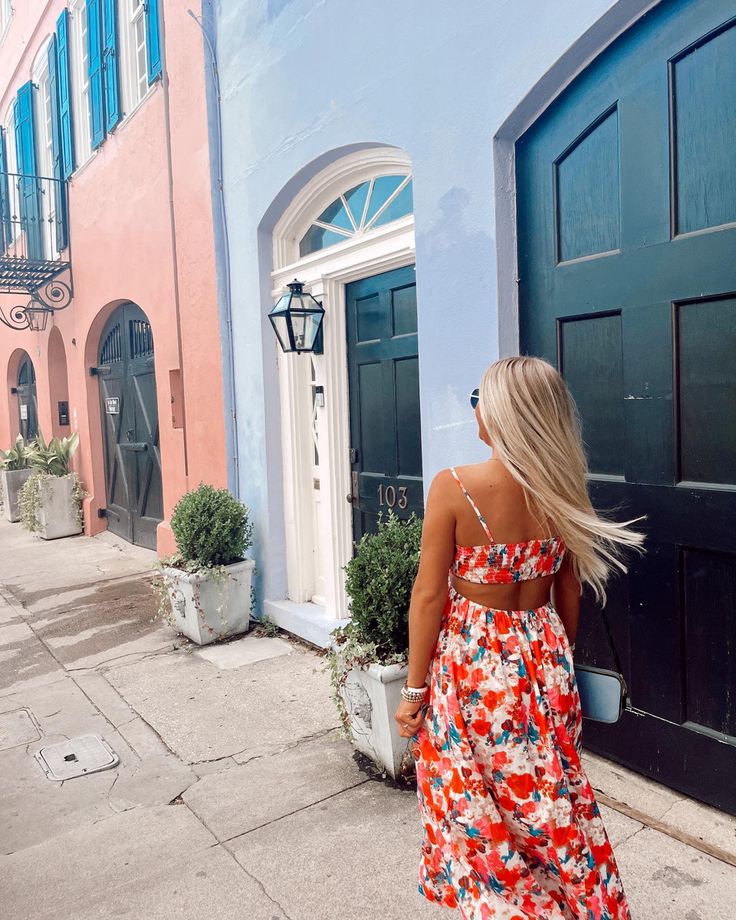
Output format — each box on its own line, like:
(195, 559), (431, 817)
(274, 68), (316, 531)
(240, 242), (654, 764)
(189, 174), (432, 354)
(395, 356), (644, 920)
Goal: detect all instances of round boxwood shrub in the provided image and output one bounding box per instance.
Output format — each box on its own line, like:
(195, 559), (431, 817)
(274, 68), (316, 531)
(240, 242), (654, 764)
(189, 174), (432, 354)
(343, 511), (422, 659)
(170, 483), (253, 568)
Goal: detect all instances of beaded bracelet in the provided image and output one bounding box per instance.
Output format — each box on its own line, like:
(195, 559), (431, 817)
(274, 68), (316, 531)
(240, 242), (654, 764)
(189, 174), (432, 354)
(401, 683), (428, 703)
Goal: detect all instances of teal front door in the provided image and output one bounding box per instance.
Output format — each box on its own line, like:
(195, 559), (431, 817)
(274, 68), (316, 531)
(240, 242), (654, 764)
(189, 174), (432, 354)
(517, 0), (736, 812)
(346, 266), (423, 542)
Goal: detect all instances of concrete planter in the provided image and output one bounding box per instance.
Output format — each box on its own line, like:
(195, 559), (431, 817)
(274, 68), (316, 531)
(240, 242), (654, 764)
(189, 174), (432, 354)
(36, 475), (83, 540)
(163, 558), (255, 646)
(340, 659), (411, 779)
(1, 468), (33, 522)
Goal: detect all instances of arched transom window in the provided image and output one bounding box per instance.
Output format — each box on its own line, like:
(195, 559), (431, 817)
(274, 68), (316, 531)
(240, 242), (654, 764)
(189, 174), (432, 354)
(299, 173), (413, 256)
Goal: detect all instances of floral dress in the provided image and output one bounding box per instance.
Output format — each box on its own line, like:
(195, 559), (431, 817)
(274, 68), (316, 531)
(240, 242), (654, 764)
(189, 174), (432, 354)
(410, 468), (631, 920)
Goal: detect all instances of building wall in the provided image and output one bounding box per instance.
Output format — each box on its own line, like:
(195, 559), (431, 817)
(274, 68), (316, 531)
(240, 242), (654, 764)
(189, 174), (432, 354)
(0, 1), (228, 553)
(211, 0), (656, 607)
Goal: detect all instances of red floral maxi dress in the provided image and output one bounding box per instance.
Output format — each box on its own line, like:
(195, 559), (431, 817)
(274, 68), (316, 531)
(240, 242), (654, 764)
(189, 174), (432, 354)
(410, 468), (631, 920)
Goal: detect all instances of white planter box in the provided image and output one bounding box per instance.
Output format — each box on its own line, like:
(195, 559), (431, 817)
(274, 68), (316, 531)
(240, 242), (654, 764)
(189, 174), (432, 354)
(163, 558), (255, 646)
(340, 659), (411, 779)
(36, 475), (83, 540)
(1, 468), (33, 522)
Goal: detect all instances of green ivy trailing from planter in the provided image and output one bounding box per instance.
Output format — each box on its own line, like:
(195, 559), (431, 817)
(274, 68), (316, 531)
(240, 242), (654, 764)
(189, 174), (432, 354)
(18, 471), (86, 533)
(18, 473), (42, 532)
(326, 511), (422, 737)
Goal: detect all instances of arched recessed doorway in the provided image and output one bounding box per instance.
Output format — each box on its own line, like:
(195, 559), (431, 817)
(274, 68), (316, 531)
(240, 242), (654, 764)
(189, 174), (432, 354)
(516, 0), (736, 812)
(14, 352), (38, 441)
(48, 328), (71, 437)
(270, 147), (422, 619)
(97, 303), (163, 549)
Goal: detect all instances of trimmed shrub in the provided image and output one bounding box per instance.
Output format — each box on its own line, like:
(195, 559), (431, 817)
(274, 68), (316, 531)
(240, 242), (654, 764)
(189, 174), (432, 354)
(170, 483), (252, 568)
(343, 511), (422, 659)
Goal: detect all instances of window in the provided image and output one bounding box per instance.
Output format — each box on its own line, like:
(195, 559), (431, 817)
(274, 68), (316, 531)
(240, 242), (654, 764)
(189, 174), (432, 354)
(299, 174), (414, 256)
(32, 41), (58, 257)
(2, 106), (20, 247)
(121, 0), (151, 113)
(69, 0), (92, 166)
(0, 0), (12, 42)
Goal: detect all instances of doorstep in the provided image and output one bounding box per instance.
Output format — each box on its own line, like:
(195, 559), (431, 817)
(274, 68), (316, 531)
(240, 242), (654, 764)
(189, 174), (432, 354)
(263, 598), (348, 649)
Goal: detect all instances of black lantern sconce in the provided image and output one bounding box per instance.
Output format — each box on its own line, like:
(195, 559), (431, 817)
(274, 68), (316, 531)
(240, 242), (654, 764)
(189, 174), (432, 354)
(268, 280), (325, 354)
(24, 301), (53, 332)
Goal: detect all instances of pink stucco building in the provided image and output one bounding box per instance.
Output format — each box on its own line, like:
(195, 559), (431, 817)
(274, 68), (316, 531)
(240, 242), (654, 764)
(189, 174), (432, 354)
(0, 0), (227, 551)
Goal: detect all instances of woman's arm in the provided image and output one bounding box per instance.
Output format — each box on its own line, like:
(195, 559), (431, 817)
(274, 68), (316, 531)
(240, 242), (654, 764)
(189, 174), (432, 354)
(395, 470), (456, 737)
(552, 552), (581, 648)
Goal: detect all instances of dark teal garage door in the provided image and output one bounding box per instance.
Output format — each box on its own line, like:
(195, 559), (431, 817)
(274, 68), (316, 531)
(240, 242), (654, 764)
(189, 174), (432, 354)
(97, 303), (163, 549)
(517, 0), (736, 812)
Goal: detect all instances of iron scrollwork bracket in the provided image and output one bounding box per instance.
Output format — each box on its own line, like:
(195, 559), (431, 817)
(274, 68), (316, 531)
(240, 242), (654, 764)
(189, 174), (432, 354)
(0, 303), (32, 331)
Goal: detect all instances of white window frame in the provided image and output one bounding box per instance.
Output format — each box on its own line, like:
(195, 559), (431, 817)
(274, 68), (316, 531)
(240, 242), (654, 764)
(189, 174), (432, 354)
(3, 103), (21, 247)
(270, 148), (416, 622)
(31, 38), (58, 259)
(69, 0), (93, 170)
(0, 0), (13, 44)
(119, 0), (151, 118)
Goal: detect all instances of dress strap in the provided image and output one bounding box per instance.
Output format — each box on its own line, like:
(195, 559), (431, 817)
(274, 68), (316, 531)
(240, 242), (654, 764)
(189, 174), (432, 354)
(449, 467), (494, 542)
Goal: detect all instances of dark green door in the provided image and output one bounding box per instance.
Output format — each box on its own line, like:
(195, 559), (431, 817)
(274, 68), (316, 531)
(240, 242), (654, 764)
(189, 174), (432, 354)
(517, 0), (736, 813)
(16, 354), (38, 440)
(98, 303), (163, 549)
(346, 266), (423, 542)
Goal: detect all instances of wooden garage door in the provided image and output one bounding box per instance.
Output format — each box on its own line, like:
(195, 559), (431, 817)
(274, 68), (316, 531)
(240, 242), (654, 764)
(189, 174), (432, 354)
(517, 0), (736, 812)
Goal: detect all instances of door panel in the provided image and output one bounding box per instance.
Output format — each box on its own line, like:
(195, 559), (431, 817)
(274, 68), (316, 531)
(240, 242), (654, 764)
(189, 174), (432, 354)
(98, 303), (162, 549)
(16, 356), (38, 441)
(517, 0), (736, 812)
(346, 266), (423, 542)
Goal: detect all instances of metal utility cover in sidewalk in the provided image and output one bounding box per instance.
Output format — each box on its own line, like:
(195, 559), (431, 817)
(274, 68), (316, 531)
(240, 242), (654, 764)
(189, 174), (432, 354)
(35, 735), (119, 781)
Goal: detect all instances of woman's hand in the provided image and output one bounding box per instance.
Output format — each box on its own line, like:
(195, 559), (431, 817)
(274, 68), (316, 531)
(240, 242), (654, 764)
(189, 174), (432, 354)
(395, 698), (425, 738)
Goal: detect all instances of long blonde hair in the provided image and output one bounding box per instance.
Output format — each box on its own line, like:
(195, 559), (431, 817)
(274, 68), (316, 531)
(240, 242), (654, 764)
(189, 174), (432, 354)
(478, 356), (644, 603)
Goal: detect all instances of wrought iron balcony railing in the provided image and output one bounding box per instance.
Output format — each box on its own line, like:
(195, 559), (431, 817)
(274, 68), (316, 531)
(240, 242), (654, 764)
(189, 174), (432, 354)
(0, 171), (73, 330)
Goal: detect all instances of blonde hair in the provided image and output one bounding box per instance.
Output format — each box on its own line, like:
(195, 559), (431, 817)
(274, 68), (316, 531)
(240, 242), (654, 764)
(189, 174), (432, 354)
(478, 356), (644, 603)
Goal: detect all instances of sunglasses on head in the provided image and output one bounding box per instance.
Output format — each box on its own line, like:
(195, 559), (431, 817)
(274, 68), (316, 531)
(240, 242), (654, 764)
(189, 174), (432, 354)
(469, 388), (480, 410)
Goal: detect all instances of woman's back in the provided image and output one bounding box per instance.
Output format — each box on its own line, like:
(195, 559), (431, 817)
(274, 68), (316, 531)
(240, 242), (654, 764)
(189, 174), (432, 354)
(448, 459), (562, 611)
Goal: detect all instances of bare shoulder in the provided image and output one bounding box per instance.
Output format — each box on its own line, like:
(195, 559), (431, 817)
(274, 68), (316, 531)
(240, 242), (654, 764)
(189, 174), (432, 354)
(453, 459), (507, 486)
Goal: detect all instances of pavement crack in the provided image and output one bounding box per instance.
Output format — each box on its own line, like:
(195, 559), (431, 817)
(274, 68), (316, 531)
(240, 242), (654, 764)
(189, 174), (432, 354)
(217, 841), (296, 920)
(218, 778), (371, 847)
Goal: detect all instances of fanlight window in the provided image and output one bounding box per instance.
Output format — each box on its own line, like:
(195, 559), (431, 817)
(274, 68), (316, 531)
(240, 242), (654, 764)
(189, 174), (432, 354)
(299, 174), (413, 257)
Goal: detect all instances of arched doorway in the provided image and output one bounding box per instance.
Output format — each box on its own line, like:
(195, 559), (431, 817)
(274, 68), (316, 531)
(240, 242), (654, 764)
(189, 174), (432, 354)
(97, 303), (163, 549)
(48, 328), (71, 437)
(15, 352), (38, 440)
(516, 0), (736, 812)
(270, 147), (422, 618)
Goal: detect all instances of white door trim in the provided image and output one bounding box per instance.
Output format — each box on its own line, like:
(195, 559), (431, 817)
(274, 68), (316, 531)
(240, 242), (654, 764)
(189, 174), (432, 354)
(271, 149), (416, 621)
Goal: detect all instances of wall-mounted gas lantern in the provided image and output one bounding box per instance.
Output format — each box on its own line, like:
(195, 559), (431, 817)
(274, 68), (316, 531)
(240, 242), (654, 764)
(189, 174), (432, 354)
(268, 280), (324, 354)
(24, 302), (53, 332)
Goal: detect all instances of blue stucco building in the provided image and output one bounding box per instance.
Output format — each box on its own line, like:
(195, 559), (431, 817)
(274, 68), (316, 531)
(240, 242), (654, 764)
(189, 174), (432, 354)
(202, 0), (736, 812)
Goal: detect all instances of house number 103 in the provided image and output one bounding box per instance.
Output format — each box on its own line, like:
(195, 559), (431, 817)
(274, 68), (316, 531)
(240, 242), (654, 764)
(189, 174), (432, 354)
(377, 484), (408, 509)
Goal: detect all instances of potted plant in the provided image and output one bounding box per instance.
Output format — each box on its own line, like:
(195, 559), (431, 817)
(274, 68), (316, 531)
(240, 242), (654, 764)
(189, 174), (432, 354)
(158, 483), (255, 645)
(0, 435), (35, 523)
(18, 432), (84, 540)
(327, 511), (422, 779)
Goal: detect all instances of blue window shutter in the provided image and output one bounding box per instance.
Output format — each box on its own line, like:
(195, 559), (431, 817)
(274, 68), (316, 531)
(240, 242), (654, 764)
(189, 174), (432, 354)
(13, 82), (43, 260)
(47, 34), (63, 178)
(87, 0), (106, 148)
(102, 0), (121, 132)
(47, 33), (69, 252)
(144, 0), (162, 84)
(0, 127), (11, 253)
(56, 9), (76, 178)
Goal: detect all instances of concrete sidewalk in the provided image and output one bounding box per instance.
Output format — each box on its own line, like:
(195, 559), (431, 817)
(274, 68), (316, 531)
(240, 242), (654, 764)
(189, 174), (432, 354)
(0, 519), (734, 920)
